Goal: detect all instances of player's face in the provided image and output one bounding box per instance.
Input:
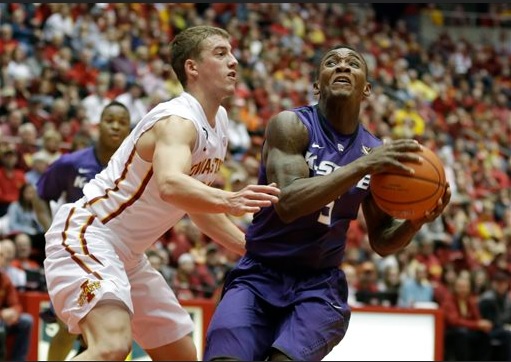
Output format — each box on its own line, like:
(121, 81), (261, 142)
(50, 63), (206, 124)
(317, 48), (370, 100)
(194, 35), (238, 98)
(99, 106), (131, 149)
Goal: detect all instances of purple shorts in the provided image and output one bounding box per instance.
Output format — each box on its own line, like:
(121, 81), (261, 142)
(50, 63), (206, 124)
(204, 254), (351, 361)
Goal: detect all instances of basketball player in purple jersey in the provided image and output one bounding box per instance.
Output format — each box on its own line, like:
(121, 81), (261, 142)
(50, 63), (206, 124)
(204, 45), (451, 361)
(36, 101), (131, 361)
(37, 101), (131, 207)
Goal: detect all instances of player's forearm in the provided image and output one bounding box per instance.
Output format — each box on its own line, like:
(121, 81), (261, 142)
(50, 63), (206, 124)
(276, 161), (368, 223)
(190, 213), (246, 255)
(159, 173), (232, 214)
(32, 197), (52, 231)
(369, 219), (421, 257)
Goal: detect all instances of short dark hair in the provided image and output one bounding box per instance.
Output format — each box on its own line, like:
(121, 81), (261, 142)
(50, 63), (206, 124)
(100, 101), (129, 119)
(170, 25), (230, 88)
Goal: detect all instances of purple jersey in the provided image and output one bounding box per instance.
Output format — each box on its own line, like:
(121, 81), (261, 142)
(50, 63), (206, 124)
(245, 105), (383, 269)
(37, 146), (103, 203)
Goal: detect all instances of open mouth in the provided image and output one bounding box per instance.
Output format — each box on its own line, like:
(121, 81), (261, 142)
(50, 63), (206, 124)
(333, 76), (351, 85)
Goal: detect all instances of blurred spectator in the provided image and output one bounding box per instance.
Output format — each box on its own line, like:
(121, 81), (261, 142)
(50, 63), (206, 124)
(172, 253), (216, 300)
(355, 261), (381, 306)
(6, 183), (45, 262)
(31, 129), (62, 166)
(442, 274), (493, 360)
(6, 46), (33, 82)
(0, 243), (33, 361)
(433, 263), (458, 305)
(110, 37), (138, 83)
(12, 233), (40, 271)
(11, 233), (44, 290)
(227, 98), (252, 161)
(0, 239), (26, 290)
(414, 236), (443, 283)
(93, 27), (121, 70)
(478, 271), (511, 361)
(67, 47), (100, 91)
(377, 264), (401, 307)
(0, 23), (19, 56)
(0, 109), (23, 138)
(115, 82), (148, 127)
(0, 144), (26, 217)
(106, 72), (128, 100)
(24, 152), (49, 187)
(204, 243), (233, 290)
(398, 262), (435, 308)
(341, 263), (361, 307)
(81, 83), (112, 126)
(146, 248), (176, 287)
(471, 266), (491, 296)
(166, 218), (193, 267)
(139, 58), (171, 101)
(42, 4), (74, 43)
(15, 123), (39, 172)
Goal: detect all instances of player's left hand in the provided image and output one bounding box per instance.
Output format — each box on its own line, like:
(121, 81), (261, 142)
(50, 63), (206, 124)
(410, 182), (451, 227)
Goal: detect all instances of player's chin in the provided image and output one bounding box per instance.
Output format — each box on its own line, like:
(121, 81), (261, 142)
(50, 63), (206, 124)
(109, 136), (122, 145)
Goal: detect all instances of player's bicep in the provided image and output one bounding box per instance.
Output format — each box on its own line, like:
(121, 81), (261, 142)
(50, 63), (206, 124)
(152, 116), (197, 184)
(264, 111), (310, 188)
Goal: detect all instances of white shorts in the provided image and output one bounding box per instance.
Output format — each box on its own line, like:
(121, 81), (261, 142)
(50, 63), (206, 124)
(44, 203), (194, 349)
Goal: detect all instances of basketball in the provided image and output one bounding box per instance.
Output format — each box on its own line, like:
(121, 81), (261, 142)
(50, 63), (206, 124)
(370, 146), (447, 220)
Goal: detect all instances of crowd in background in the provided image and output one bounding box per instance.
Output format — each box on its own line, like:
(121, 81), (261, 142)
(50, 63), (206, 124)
(0, 3), (510, 361)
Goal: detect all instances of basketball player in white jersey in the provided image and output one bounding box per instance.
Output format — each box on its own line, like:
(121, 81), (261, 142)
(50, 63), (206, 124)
(43, 25), (281, 361)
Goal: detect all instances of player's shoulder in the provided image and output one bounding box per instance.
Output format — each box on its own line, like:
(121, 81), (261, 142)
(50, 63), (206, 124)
(359, 125), (384, 147)
(53, 147), (95, 167)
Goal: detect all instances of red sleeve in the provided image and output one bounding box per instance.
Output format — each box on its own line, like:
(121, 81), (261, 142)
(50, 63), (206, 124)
(0, 273), (23, 315)
(441, 295), (480, 330)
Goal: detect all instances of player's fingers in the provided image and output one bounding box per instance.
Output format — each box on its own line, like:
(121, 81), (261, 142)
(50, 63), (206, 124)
(246, 184), (281, 196)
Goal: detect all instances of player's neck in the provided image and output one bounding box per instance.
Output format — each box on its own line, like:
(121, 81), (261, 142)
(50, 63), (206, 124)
(318, 99), (360, 134)
(94, 144), (115, 167)
(186, 89), (222, 128)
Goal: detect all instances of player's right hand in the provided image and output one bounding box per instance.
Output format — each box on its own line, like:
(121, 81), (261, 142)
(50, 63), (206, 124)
(365, 139), (423, 175)
(227, 182), (280, 216)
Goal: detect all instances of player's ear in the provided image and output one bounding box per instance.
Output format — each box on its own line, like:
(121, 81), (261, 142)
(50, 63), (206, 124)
(362, 82), (372, 98)
(185, 59), (198, 78)
(313, 82), (320, 96)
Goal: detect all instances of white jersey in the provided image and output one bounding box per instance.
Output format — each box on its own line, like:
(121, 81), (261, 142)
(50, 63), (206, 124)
(81, 92), (229, 254)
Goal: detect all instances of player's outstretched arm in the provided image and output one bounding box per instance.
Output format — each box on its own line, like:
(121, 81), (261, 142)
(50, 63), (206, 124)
(147, 116), (280, 216)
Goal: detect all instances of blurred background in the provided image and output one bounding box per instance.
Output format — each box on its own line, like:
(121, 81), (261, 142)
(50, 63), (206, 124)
(0, 3), (510, 361)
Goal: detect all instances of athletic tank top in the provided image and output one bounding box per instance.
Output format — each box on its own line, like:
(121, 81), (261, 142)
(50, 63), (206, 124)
(81, 92), (229, 254)
(246, 105), (383, 269)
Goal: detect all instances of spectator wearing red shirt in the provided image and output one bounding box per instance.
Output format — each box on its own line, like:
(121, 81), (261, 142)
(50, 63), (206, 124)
(442, 274), (493, 360)
(23, 97), (49, 137)
(0, 110), (23, 139)
(0, 24), (19, 56)
(67, 47), (100, 92)
(414, 236), (443, 282)
(0, 145), (26, 217)
(0, 246), (33, 361)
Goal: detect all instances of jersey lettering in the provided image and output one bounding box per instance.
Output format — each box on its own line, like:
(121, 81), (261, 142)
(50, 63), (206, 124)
(73, 176), (88, 189)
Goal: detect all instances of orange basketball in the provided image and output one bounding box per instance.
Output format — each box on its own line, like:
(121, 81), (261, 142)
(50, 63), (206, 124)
(370, 146), (447, 220)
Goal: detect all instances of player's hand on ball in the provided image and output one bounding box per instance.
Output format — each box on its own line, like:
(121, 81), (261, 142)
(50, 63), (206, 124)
(364, 139), (423, 175)
(410, 182), (451, 228)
